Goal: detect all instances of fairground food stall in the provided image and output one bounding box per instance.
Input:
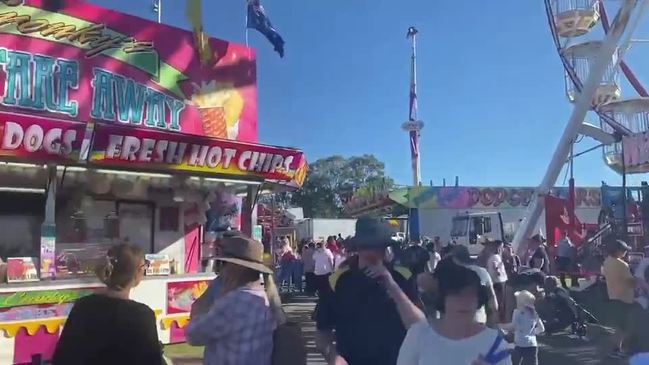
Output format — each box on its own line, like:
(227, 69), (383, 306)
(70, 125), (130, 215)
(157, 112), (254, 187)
(0, 1), (307, 363)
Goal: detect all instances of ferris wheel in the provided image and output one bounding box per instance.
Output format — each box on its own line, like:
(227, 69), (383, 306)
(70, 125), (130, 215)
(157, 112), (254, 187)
(547, 0), (649, 173)
(512, 0), (649, 250)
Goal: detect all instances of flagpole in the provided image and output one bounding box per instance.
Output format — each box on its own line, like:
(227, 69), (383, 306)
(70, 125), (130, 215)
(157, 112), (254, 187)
(154, 0), (162, 23)
(245, 6), (249, 47)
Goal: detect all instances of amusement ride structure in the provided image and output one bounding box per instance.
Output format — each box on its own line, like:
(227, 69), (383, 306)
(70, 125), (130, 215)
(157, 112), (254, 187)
(513, 0), (649, 252)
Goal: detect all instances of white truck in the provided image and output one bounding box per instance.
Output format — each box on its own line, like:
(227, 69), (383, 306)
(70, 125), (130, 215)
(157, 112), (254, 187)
(421, 207), (601, 256)
(449, 212), (508, 255)
(294, 218), (357, 242)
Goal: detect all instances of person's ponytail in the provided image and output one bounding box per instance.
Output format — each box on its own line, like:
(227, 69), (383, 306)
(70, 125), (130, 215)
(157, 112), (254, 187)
(96, 255), (116, 286)
(95, 244), (143, 290)
(262, 273), (286, 325)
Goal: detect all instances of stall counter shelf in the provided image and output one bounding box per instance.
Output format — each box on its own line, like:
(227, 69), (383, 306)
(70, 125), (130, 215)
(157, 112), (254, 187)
(0, 273), (215, 365)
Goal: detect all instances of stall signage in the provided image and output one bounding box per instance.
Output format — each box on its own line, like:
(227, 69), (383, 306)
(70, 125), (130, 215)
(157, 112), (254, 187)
(0, 0), (257, 142)
(0, 287), (99, 308)
(391, 186), (602, 209)
(0, 112), (85, 162)
(90, 123), (307, 183)
(0, 302), (73, 321)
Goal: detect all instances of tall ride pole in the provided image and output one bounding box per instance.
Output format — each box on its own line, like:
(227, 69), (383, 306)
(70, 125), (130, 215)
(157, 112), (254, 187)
(511, 0), (639, 254)
(403, 27), (424, 240)
(403, 27), (424, 187)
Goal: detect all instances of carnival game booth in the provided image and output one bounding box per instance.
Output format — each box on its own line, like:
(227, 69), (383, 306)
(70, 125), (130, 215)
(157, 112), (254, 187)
(0, 1), (307, 364)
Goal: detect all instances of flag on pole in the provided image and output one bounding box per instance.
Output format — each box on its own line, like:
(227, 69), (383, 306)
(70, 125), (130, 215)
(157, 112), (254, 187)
(247, 0), (285, 57)
(410, 131), (419, 164)
(408, 78), (418, 122)
(185, 0), (212, 64)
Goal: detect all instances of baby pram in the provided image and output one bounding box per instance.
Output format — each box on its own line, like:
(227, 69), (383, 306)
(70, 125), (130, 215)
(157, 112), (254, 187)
(540, 287), (598, 337)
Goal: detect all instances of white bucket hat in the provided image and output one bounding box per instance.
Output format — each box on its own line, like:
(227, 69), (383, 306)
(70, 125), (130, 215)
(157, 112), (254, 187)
(515, 290), (536, 309)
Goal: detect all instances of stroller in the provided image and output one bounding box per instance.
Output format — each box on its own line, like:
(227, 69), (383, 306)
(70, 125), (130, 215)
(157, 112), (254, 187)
(540, 286), (598, 338)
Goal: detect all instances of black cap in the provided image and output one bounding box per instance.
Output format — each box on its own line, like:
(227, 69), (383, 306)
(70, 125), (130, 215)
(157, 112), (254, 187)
(607, 239), (631, 254)
(347, 217), (394, 250)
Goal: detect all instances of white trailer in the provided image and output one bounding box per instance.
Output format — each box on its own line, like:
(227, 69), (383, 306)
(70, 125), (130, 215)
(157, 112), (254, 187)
(295, 218), (357, 242)
(419, 206), (601, 255)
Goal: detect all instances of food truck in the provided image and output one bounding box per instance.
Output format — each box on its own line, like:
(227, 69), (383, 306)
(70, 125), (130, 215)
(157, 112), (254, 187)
(0, 1), (307, 363)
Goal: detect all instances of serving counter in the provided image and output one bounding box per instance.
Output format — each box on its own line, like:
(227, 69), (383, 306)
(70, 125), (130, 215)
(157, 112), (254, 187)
(0, 273), (215, 364)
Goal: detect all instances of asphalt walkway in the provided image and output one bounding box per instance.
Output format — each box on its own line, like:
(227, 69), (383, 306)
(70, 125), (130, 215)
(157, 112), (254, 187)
(283, 294), (626, 365)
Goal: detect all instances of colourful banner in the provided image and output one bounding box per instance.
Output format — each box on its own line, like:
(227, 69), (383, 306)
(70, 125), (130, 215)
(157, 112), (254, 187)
(89, 123), (306, 183)
(0, 287), (100, 309)
(0, 0), (257, 142)
(167, 280), (209, 314)
(345, 179), (393, 214)
(0, 302), (73, 322)
(390, 186), (602, 209)
(0, 111), (85, 162)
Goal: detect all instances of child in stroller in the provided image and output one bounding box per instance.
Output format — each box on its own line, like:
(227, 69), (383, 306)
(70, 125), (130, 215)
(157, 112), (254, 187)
(541, 276), (598, 338)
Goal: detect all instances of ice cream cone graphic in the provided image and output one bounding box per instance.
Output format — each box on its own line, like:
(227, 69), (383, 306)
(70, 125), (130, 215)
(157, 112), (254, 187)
(199, 106), (227, 138)
(191, 81), (244, 139)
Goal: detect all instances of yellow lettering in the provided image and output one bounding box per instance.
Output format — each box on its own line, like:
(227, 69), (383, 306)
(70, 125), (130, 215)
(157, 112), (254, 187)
(41, 22), (77, 38)
(0, 7), (153, 58)
(16, 18), (48, 33)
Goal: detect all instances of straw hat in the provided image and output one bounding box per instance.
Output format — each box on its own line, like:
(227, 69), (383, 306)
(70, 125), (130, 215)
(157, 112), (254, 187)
(514, 290), (536, 309)
(216, 236), (273, 274)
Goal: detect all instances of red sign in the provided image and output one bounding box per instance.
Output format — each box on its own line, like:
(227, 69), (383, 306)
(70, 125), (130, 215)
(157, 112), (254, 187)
(0, 112), (86, 162)
(89, 123), (306, 183)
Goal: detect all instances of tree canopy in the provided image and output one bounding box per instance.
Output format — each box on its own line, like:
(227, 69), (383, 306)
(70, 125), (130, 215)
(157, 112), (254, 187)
(291, 154), (394, 218)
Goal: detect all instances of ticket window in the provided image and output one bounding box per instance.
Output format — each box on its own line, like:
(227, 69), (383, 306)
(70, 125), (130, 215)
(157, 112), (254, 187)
(117, 202), (154, 254)
(55, 198), (154, 277)
(0, 192), (45, 261)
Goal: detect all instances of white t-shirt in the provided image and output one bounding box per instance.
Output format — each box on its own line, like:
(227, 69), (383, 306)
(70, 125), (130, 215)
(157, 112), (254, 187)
(466, 264), (493, 324)
(397, 320), (512, 365)
(427, 252), (442, 272)
(634, 258), (649, 309)
(510, 308), (544, 347)
(313, 248), (334, 275)
(486, 254), (508, 284)
(635, 258), (649, 281)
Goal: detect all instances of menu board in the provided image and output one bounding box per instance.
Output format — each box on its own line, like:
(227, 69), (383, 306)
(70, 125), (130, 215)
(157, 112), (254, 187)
(145, 254), (171, 276)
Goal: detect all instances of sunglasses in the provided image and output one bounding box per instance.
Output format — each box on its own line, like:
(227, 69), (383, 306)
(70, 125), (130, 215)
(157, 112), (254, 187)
(140, 261), (151, 271)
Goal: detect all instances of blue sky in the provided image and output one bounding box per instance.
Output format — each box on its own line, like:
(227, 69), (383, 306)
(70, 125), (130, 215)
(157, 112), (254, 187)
(91, 0), (649, 188)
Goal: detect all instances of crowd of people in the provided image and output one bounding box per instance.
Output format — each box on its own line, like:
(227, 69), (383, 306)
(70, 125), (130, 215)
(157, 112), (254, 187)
(44, 218), (649, 365)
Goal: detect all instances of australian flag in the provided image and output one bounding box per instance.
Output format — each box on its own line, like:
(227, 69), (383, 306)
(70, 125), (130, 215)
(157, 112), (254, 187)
(247, 0), (285, 57)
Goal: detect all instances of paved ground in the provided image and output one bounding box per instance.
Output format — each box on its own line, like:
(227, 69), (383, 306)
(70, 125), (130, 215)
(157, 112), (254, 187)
(166, 293), (627, 365)
(282, 296), (327, 365)
(283, 294), (627, 365)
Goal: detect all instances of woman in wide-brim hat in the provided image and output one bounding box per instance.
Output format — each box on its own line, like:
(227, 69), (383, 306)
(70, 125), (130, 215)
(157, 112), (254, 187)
(185, 235), (284, 365)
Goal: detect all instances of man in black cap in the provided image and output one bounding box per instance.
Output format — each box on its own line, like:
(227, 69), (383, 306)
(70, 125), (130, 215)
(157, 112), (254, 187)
(315, 217), (417, 365)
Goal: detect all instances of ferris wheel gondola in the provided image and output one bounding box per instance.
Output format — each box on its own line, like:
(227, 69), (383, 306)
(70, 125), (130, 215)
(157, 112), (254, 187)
(546, 0), (649, 173)
(510, 0), (646, 252)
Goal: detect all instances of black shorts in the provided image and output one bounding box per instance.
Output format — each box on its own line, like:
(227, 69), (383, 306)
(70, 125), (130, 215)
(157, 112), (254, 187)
(609, 300), (633, 331)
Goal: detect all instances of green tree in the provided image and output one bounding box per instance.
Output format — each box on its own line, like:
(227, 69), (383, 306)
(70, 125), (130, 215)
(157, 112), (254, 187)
(291, 154), (394, 218)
